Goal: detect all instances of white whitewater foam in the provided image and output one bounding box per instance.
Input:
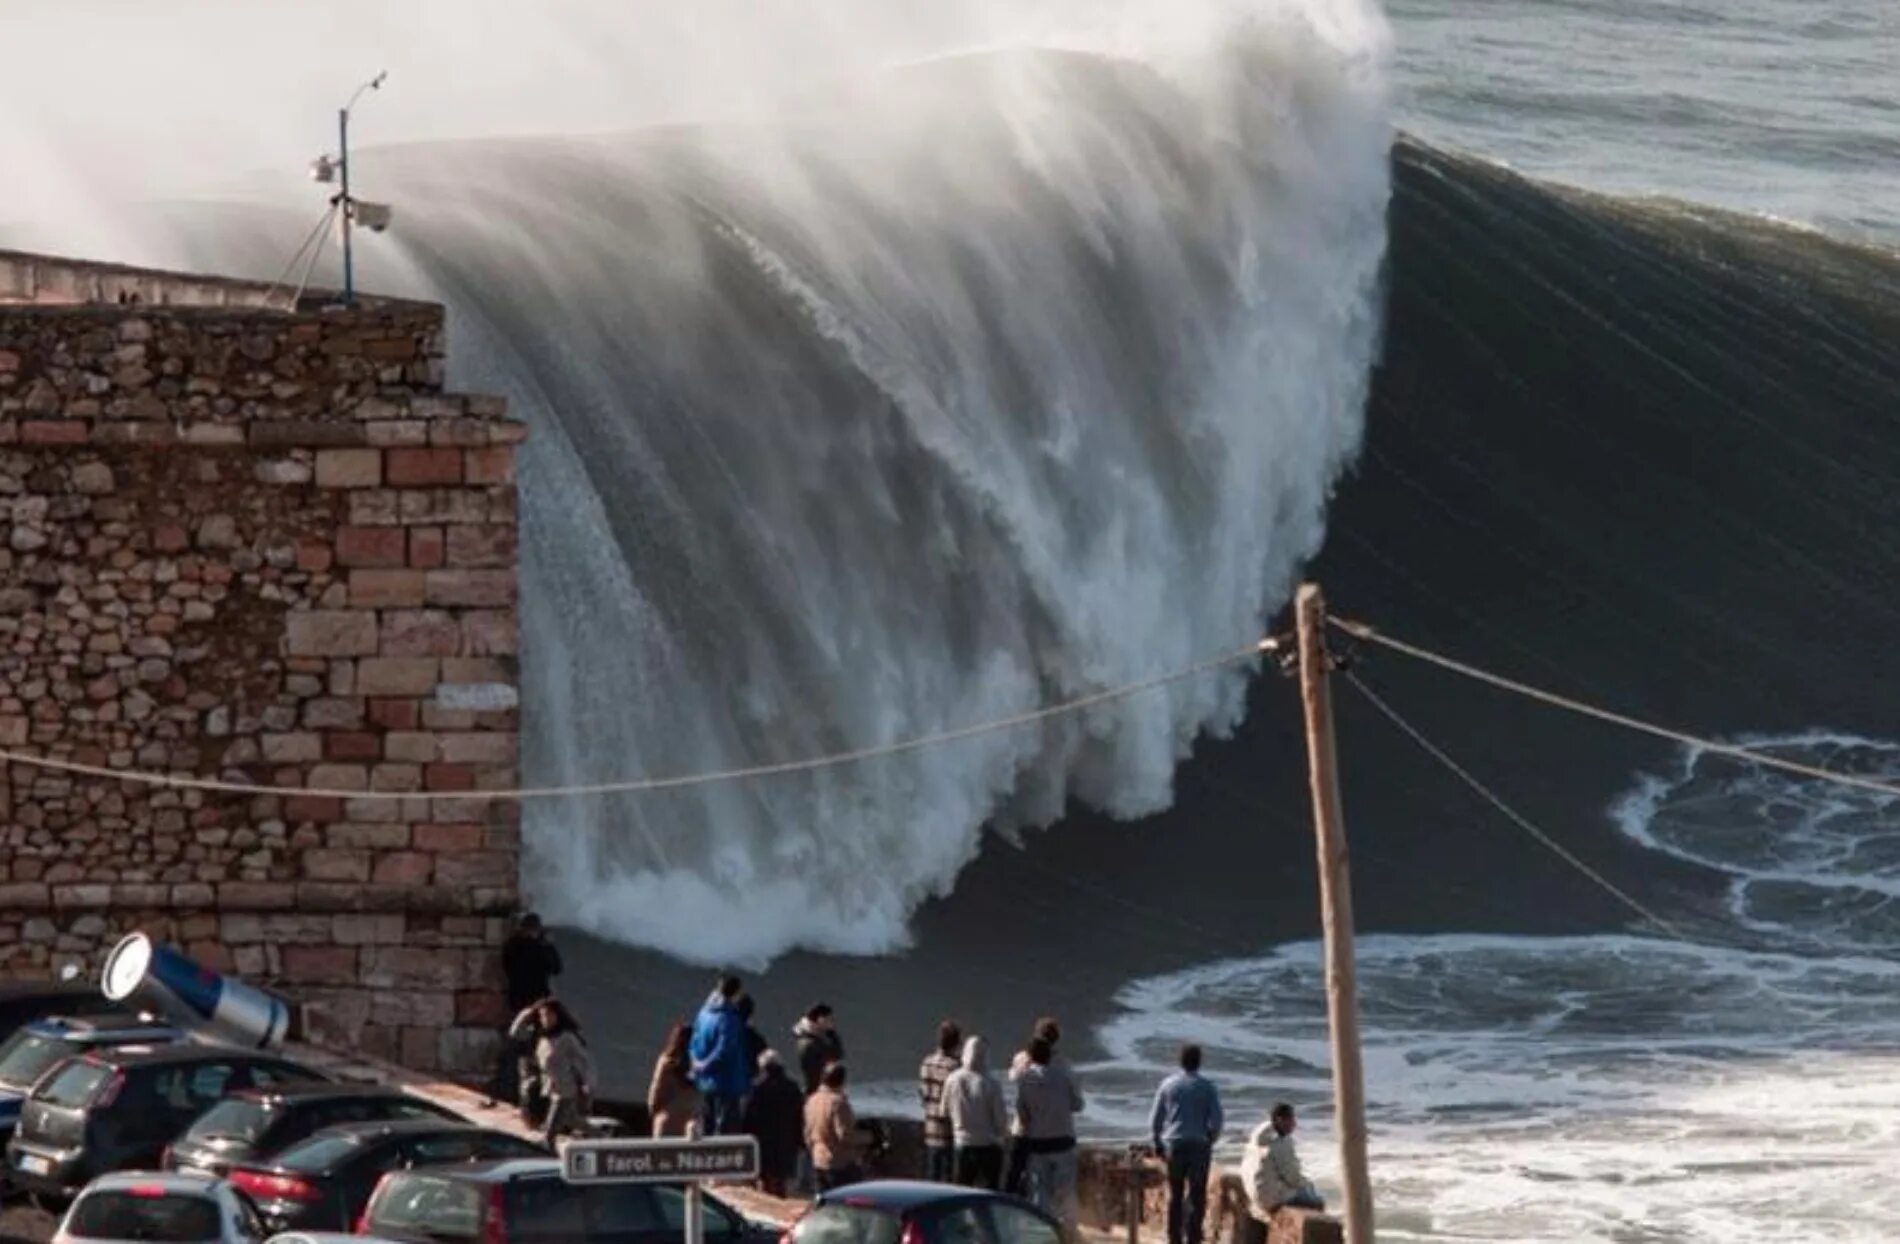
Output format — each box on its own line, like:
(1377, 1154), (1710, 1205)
(1088, 736), (1900, 1242)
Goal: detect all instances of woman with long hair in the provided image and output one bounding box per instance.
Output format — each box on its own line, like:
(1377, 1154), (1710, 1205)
(647, 1020), (702, 1137)
(537, 1000), (596, 1144)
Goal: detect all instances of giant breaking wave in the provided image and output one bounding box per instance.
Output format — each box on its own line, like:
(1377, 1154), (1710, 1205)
(359, 19), (1391, 961)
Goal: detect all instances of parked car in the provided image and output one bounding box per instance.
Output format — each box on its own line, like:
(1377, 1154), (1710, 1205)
(265, 1233), (405, 1244)
(224, 1120), (544, 1233)
(0, 1014), (184, 1141)
(164, 1084), (466, 1179)
(787, 1182), (1066, 1244)
(51, 1169), (267, 1244)
(0, 983), (124, 1046)
(359, 1157), (778, 1244)
(5, 1044), (328, 1203)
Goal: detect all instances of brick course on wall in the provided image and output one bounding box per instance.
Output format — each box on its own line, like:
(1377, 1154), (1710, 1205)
(0, 255), (525, 1074)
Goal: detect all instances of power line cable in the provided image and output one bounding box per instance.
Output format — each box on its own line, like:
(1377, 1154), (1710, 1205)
(1342, 670), (1684, 939)
(1331, 616), (1900, 800)
(0, 637), (1276, 801)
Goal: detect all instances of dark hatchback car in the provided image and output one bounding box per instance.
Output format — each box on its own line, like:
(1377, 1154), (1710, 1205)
(163, 1083), (464, 1179)
(4, 1044), (327, 1202)
(223, 1119), (544, 1233)
(360, 1157), (777, 1244)
(789, 1183), (1066, 1244)
(0, 1013), (181, 1141)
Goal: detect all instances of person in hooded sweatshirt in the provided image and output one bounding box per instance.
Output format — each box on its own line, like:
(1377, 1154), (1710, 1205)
(1241, 1103), (1324, 1223)
(743, 1049), (806, 1198)
(690, 975), (753, 1135)
(793, 1003), (844, 1096)
(943, 1034), (1008, 1190)
(1014, 1036), (1084, 1234)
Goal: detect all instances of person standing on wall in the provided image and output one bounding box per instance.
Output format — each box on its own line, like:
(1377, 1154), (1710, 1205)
(944, 1034), (1008, 1190)
(1150, 1044), (1224, 1244)
(794, 1003), (845, 1096)
(918, 1019), (963, 1183)
(1014, 1036), (1084, 1236)
(690, 975), (754, 1135)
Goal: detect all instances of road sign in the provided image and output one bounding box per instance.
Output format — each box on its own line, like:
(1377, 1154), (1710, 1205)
(562, 1136), (760, 1186)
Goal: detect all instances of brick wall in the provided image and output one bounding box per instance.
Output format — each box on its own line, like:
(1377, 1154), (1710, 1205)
(0, 255), (525, 1073)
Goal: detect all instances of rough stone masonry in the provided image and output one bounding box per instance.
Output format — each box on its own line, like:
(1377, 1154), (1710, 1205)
(0, 250), (525, 1073)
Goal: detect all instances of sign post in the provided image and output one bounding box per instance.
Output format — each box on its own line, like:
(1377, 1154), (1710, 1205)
(561, 1136), (760, 1244)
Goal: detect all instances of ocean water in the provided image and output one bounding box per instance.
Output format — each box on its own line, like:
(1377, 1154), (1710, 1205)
(1075, 738), (1900, 1242)
(1389, 0), (1900, 243)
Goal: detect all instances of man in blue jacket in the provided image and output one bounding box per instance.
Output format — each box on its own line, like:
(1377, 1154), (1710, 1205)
(1150, 1044), (1224, 1244)
(690, 975), (753, 1135)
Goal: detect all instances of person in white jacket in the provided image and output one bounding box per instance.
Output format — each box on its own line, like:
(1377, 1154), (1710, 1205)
(537, 1000), (596, 1145)
(1240, 1104), (1324, 1219)
(944, 1036), (1008, 1189)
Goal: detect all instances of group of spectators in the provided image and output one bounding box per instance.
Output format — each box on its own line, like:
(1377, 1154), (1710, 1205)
(498, 915), (1324, 1244)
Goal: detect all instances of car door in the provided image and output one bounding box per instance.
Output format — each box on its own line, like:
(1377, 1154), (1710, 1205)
(650, 1185), (747, 1244)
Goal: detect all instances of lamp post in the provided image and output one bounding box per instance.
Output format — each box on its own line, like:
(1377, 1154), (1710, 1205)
(333, 71), (386, 306)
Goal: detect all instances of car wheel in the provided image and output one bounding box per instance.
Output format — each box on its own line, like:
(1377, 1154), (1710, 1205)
(30, 1190), (70, 1214)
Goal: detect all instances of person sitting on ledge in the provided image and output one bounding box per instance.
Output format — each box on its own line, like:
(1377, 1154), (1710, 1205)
(1242, 1103), (1325, 1222)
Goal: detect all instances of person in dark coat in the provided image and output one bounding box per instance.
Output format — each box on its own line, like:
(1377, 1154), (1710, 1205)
(502, 913), (563, 1012)
(792, 1003), (844, 1096)
(739, 995), (769, 1074)
(743, 1049), (806, 1198)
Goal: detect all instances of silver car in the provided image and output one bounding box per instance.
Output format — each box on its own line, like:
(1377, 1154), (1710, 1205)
(53, 1170), (266, 1244)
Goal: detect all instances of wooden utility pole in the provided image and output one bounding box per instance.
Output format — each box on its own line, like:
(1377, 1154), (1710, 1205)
(1294, 583), (1375, 1244)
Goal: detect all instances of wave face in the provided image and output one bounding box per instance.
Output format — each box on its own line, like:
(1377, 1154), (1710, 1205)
(353, 21), (1389, 963)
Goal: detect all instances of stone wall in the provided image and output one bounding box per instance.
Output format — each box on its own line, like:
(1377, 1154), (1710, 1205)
(0, 253), (525, 1072)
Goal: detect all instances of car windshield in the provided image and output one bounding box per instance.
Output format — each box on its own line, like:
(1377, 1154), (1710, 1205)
(184, 1099), (273, 1143)
(273, 1132), (362, 1173)
(793, 1206), (903, 1244)
(0, 1031), (78, 1090)
(68, 1191), (224, 1242)
(39, 1060), (112, 1109)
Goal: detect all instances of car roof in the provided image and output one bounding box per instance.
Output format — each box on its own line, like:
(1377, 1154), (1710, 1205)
(26, 1013), (179, 1040)
(818, 1182), (1033, 1214)
(401, 1157), (561, 1183)
(228, 1082), (415, 1105)
(82, 1169), (225, 1196)
(83, 1045), (318, 1071)
(267, 1119), (500, 1157)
